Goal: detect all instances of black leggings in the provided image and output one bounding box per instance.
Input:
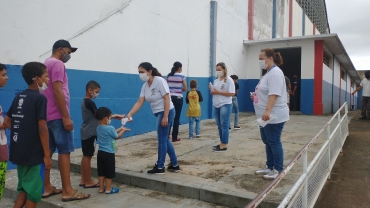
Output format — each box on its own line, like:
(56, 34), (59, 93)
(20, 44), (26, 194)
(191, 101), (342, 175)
(169, 96), (183, 140)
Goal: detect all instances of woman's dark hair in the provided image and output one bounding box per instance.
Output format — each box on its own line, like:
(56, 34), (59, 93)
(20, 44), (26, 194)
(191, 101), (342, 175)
(0, 63), (6, 71)
(22, 62), (47, 85)
(138, 62), (162, 77)
(96, 107), (112, 121)
(168, 61), (182, 77)
(365, 70), (370, 79)
(261, 48), (283, 66)
(190, 80), (198, 88)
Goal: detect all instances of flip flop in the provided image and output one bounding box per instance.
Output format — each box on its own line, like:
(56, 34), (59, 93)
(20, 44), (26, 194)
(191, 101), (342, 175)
(79, 184), (85, 187)
(62, 190), (90, 202)
(84, 182), (99, 188)
(42, 186), (62, 198)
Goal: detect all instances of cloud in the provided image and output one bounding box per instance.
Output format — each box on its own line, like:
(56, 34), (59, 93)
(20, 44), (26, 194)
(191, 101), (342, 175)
(326, 0), (370, 70)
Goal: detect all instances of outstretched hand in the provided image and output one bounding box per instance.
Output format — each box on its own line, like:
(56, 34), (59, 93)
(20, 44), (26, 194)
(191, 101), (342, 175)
(112, 114), (125, 120)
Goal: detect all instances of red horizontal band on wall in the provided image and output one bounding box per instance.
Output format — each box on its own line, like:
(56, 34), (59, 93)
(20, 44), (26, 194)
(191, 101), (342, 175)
(313, 40), (324, 115)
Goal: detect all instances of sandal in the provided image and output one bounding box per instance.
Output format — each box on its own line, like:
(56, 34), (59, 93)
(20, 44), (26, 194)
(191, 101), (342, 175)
(172, 138), (181, 142)
(42, 186), (62, 198)
(62, 190), (90, 202)
(84, 182), (99, 188)
(106, 187), (119, 194)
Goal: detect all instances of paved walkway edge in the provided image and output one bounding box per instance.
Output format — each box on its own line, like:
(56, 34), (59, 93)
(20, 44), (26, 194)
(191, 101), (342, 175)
(3, 188), (60, 208)
(52, 161), (278, 208)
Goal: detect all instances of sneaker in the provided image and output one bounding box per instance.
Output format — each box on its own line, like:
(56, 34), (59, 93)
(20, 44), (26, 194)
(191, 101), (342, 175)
(263, 169), (279, 180)
(234, 126), (241, 130)
(255, 166), (272, 175)
(213, 146), (227, 152)
(212, 144), (220, 150)
(196, 134), (201, 138)
(229, 127), (231, 131)
(189, 137), (193, 139)
(147, 164), (165, 174)
(167, 163), (180, 172)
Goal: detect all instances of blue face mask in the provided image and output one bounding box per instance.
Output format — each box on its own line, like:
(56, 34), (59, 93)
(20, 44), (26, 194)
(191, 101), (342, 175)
(62, 49), (71, 63)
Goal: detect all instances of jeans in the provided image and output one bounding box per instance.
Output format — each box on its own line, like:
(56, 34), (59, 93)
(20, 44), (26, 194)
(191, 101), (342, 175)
(361, 96), (370, 118)
(231, 96), (239, 126)
(188, 117), (200, 138)
(47, 119), (74, 154)
(169, 96), (183, 140)
(214, 104), (232, 144)
(154, 108), (178, 169)
(291, 93), (298, 110)
(259, 122), (285, 172)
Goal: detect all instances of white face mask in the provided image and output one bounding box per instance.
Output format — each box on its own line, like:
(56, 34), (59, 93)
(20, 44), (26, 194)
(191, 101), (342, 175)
(107, 119), (111, 125)
(215, 71), (223, 78)
(259, 60), (268, 70)
(139, 73), (150, 82)
(34, 77), (48, 93)
(91, 92), (99, 99)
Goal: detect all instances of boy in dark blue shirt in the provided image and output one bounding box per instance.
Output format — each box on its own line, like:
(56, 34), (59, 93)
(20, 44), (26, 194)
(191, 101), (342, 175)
(4, 62), (52, 208)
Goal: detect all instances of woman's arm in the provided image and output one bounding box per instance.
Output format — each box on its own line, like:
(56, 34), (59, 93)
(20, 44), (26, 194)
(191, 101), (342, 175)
(262, 95), (278, 121)
(182, 79), (188, 91)
(161, 93), (170, 127)
(127, 97), (145, 118)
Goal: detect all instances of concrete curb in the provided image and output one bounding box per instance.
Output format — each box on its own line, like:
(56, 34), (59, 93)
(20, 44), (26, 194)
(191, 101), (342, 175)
(53, 160), (278, 208)
(3, 187), (61, 208)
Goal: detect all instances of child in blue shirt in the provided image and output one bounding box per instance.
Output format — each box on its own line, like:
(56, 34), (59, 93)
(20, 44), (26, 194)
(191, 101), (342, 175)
(96, 107), (129, 194)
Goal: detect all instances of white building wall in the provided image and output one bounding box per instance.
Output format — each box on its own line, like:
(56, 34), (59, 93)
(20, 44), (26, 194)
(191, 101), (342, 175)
(333, 58), (341, 88)
(216, 0), (249, 79)
(245, 40), (314, 79)
(292, 0), (303, 37)
(1, 0), (212, 78)
(323, 64), (332, 83)
(305, 16), (313, 36)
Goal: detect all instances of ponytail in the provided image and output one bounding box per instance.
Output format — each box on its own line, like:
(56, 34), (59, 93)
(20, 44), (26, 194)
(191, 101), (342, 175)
(168, 61), (182, 77)
(138, 62), (163, 77)
(261, 48), (284, 66)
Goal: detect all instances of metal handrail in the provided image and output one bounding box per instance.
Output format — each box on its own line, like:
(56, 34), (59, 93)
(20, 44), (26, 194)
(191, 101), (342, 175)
(245, 102), (348, 208)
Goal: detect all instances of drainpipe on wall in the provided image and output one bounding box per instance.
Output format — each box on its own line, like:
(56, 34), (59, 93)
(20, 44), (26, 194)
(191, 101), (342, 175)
(302, 10), (305, 36)
(331, 54), (335, 114)
(345, 71), (348, 103)
(272, 0), (277, 38)
(209, 0), (218, 119)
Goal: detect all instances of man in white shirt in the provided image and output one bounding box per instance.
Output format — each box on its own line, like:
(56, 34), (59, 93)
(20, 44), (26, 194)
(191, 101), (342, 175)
(352, 70), (370, 119)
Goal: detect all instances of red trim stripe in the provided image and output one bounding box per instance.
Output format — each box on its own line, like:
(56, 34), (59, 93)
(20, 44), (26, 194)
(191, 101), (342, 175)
(313, 40), (324, 115)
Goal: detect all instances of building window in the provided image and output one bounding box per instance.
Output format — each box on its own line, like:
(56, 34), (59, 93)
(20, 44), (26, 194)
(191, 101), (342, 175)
(323, 52), (331, 68)
(341, 69), (346, 81)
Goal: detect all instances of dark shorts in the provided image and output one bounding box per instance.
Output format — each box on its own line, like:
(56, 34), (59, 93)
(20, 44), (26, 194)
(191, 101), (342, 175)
(47, 119), (74, 154)
(17, 164), (45, 202)
(81, 136), (96, 157)
(97, 151), (115, 179)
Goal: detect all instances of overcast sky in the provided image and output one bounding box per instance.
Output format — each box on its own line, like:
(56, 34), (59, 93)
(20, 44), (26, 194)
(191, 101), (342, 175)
(325, 0), (370, 71)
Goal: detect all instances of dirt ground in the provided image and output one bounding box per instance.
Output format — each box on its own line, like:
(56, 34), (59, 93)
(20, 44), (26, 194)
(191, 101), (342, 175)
(314, 112), (370, 208)
(64, 112), (340, 204)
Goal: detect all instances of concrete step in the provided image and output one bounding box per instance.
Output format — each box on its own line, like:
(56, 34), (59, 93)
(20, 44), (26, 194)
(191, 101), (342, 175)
(4, 168), (227, 208)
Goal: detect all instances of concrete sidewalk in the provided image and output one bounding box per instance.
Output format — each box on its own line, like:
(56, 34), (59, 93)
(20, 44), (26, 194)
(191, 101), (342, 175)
(314, 111), (370, 208)
(3, 112), (352, 207)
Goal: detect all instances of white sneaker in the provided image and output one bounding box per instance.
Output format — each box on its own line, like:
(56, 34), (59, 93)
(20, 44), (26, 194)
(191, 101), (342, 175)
(255, 166), (272, 175)
(196, 134), (201, 138)
(263, 169), (279, 180)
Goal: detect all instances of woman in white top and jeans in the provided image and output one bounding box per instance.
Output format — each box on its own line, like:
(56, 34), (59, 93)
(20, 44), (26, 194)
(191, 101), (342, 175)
(167, 62), (187, 142)
(210, 62), (235, 152)
(253, 48), (289, 179)
(127, 62), (180, 175)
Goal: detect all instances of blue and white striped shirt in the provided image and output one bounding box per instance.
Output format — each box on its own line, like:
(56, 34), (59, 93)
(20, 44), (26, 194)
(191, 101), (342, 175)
(167, 73), (186, 97)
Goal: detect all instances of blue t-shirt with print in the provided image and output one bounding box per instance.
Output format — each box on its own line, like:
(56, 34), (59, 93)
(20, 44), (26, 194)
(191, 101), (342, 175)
(97, 125), (118, 154)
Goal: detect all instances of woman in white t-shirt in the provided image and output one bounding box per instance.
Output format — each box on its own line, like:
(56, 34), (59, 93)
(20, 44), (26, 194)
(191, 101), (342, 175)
(127, 62), (180, 175)
(210, 62), (235, 152)
(252, 48), (289, 180)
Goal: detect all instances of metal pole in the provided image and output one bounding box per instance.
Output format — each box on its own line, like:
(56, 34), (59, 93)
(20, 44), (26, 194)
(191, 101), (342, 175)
(302, 152), (308, 208)
(209, 0), (217, 119)
(326, 125), (331, 180)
